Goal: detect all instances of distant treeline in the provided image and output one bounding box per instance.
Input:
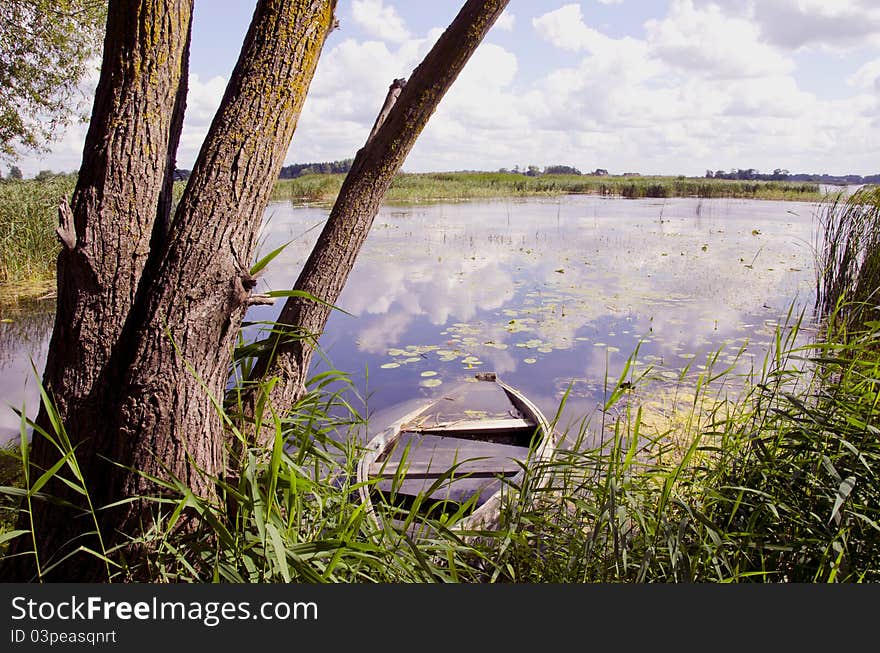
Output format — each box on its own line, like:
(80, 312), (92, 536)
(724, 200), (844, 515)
(278, 158), (353, 179)
(92, 162), (880, 187)
(173, 158), (354, 182)
(706, 168), (880, 185)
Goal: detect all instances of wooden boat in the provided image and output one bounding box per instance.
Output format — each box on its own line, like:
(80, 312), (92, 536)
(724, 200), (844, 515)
(357, 372), (558, 534)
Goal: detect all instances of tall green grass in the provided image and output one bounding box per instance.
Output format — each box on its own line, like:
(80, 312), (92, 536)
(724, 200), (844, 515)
(0, 174), (75, 288)
(481, 312), (877, 582)
(3, 306), (878, 582)
(270, 172), (824, 205)
(0, 365), (491, 582)
(814, 186), (880, 330)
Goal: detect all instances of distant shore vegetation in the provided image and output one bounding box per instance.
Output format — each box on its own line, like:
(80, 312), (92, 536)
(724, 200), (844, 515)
(271, 170), (826, 204)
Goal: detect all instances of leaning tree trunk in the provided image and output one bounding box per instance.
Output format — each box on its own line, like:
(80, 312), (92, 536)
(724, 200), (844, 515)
(244, 0), (510, 431)
(11, 0), (194, 581)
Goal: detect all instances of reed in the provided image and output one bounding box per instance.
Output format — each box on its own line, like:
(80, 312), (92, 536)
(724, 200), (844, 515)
(0, 174), (75, 288)
(4, 303), (878, 582)
(269, 172), (825, 205)
(0, 363), (488, 582)
(814, 186), (880, 330)
(472, 311), (878, 582)
(270, 174), (345, 203)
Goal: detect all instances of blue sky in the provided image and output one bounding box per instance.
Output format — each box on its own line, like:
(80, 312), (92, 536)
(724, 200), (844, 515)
(17, 0), (880, 177)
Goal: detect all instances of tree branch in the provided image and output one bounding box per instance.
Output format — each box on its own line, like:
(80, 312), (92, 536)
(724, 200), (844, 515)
(55, 196), (76, 250)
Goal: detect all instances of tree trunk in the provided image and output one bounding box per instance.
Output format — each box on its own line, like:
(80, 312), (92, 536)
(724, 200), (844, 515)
(107, 0), (338, 537)
(11, 0), (195, 581)
(244, 0), (510, 432)
(10, 0), (337, 581)
(7, 0), (506, 582)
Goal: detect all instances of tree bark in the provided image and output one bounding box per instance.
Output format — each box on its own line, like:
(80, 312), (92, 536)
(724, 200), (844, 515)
(105, 0), (338, 548)
(11, 0), (194, 581)
(244, 0), (510, 432)
(10, 0), (337, 581)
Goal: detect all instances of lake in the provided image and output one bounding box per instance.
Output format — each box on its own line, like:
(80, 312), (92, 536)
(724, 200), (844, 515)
(1, 193), (822, 445)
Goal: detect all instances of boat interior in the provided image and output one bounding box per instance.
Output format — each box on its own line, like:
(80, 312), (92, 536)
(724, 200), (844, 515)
(367, 377), (544, 524)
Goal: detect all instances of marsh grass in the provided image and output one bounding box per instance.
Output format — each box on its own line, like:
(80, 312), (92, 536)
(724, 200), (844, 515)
(0, 172), (824, 300)
(477, 313), (878, 582)
(0, 363), (491, 582)
(4, 303), (878, 582)
(270, 172), (824, 205)
(0, 441), (23, 538)
(0, 175), (75, 288)
(815, 186), (880, 330)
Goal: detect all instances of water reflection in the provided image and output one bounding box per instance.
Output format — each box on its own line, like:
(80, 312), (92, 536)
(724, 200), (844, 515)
(1, 194), (821, 444)
(0, 296), (54, 442)
(255, 195), (819, 440)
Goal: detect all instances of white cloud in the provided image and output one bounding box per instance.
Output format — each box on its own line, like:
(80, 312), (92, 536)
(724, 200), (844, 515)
(645, 0), (793, 79)
(289, 32), (431, 159)
(754, 0), (880, 50)
(351, 0), (411, 44)
(495, 10), (516, 31)
(849, 58), (880, 91)
(532, 4), (614, 53)
(16, 1), (880, 179)
(700, 0), (880, 51)
(175, 74), (227, 167)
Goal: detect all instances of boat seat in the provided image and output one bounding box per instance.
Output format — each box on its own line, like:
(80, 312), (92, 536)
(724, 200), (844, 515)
(410, 417), (535, 434)
(368, 455), (524, 479)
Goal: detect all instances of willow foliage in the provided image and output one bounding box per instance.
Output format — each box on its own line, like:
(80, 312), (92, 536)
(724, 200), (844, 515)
(0, 0), (106, 160)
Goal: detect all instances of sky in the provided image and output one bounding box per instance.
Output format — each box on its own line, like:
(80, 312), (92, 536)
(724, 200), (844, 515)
(14, 0), (880, 178)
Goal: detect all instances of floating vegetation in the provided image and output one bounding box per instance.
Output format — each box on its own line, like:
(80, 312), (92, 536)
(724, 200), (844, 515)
(419, 378), (442, 388)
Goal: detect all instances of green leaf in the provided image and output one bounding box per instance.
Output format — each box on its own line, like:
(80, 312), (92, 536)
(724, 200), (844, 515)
(250, 240), (292, 276)
(263, 289), (352, 315)
(29, 449), (76, 495)
(829, 476), (856, 525)
(0, 530), (29, 546)
(266, 524), (291, 582)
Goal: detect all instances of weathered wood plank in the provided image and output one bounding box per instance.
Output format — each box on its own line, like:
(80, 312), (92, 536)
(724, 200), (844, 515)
(412, 417), (535, 433)
(375, 474), (507, 504)
(380, 433), (531, 469)
(369, 455), (524, 479)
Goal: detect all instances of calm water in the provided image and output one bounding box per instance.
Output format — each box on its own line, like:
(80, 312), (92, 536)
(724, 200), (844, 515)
(1, 194), (821, 444)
